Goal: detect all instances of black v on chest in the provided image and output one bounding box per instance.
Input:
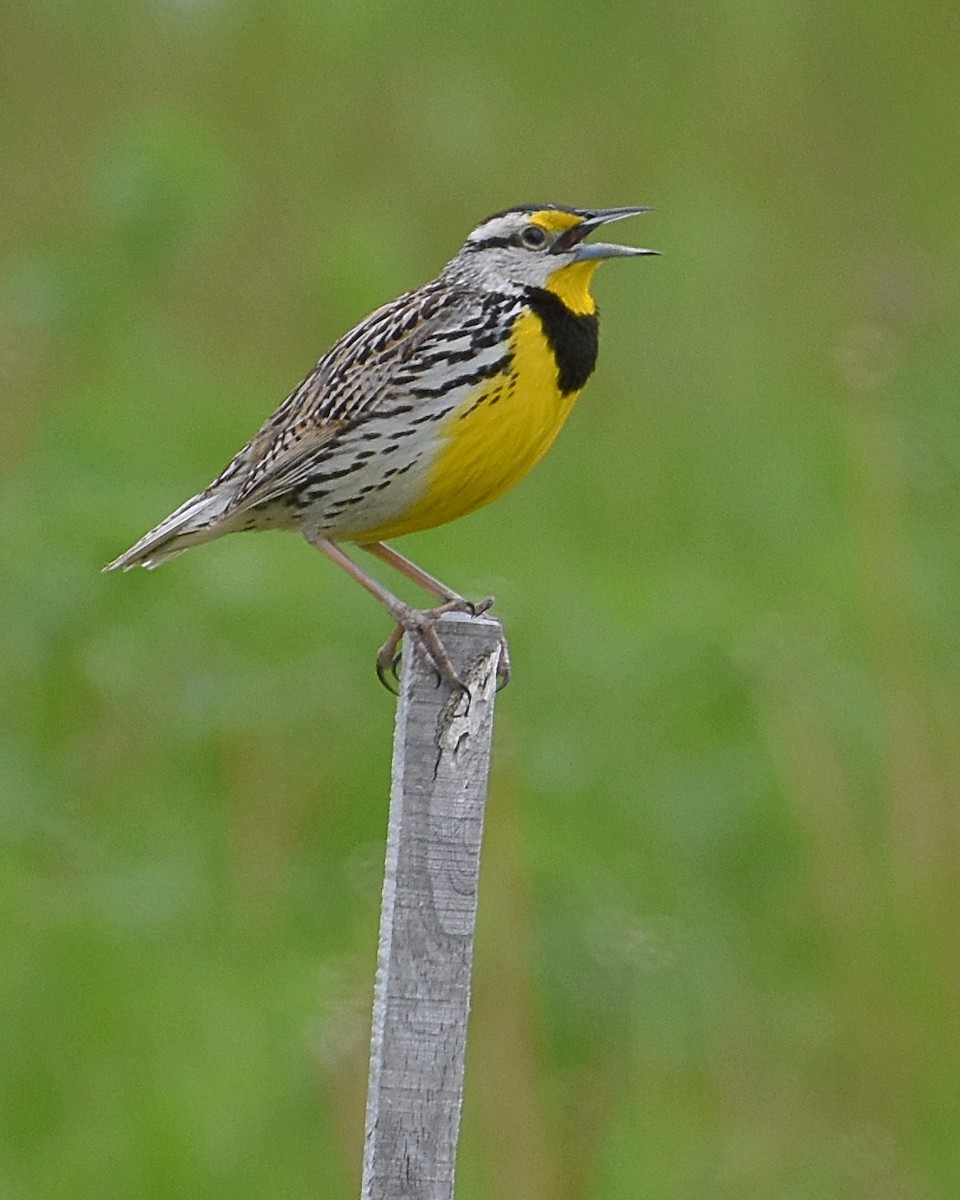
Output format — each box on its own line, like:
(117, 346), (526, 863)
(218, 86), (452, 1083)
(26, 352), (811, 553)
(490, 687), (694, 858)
(524, 287), (600, 396)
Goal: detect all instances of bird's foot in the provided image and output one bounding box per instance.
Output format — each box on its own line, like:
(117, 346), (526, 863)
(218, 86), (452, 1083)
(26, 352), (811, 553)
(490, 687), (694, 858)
(376, 596), (510, 695)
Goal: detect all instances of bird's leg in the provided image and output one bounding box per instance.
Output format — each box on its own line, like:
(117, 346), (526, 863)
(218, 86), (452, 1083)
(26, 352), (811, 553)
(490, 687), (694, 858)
(306, 536), (476, 694)
(360, 541), (491, 611)
(361, 541), (511, 691)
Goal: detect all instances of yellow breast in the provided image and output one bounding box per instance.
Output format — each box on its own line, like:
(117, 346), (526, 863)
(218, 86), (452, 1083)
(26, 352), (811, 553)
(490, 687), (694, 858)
(351, 259), (602, 544)
(354, 309), (579, 542)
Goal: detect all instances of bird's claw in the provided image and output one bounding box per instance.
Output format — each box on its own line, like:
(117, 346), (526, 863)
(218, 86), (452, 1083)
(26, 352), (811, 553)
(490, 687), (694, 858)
(375, 622), (406, 694)
(375, 596), (509, 697)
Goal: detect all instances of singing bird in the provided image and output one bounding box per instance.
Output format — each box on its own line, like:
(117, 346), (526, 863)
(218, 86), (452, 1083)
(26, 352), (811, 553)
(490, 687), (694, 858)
(106, 204), (657, 688)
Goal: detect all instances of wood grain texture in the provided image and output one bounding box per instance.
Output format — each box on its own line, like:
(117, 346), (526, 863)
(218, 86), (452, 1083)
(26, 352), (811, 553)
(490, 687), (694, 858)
(361, 613), (503, 1200)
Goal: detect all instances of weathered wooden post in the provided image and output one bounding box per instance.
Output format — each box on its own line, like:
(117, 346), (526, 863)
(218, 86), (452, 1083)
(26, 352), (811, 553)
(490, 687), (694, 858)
(360, 611), (503, 1200)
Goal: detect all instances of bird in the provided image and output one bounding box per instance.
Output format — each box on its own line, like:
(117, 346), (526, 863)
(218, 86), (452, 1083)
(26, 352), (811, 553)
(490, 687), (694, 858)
(106, 203), (657, 690)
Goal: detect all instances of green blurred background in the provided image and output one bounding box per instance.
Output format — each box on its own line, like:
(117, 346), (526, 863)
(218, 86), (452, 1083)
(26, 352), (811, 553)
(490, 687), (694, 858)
(3, 2), (960, 1196)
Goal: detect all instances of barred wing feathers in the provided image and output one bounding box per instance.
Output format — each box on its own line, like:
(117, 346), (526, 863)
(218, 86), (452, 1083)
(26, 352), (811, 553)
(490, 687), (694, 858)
(105, 282), (486, 570)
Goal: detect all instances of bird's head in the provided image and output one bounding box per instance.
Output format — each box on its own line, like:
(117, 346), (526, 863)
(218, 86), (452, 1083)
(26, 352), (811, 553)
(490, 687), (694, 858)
(447, 204), (657, 311)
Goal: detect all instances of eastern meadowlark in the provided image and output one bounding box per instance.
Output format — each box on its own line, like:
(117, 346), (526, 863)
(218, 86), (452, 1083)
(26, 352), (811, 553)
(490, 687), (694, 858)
(106, 204), (656, 689)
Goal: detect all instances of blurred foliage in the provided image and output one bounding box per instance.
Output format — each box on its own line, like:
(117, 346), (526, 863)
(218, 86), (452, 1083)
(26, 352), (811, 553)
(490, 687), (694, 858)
(2, 1), (960, 1197)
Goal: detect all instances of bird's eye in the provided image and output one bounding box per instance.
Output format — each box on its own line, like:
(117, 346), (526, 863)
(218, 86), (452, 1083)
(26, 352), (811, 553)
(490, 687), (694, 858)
(519, 224), (548, 250)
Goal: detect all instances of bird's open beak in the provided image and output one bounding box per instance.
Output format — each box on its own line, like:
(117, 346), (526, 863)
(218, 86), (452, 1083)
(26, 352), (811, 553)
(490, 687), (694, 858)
(557, 205), (658, 260)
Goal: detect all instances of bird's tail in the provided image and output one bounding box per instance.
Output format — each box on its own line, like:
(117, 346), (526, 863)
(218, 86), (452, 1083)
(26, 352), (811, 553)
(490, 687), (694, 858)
(104, 488), (234, 571)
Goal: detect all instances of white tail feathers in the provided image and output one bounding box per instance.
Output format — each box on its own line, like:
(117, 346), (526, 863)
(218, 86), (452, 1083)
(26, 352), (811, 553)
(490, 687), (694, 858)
(104, 489), (234, 571)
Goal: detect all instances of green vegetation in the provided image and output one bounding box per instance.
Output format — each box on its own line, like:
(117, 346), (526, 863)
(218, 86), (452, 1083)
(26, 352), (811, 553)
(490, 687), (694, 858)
(3, 3), (959, 1196)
